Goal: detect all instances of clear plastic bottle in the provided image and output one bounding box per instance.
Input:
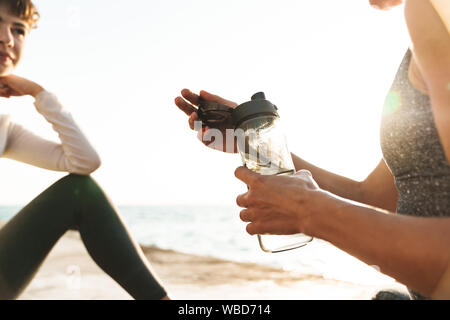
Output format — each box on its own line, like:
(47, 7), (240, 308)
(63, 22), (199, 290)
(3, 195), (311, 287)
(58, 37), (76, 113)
(233, 92), (313, 253)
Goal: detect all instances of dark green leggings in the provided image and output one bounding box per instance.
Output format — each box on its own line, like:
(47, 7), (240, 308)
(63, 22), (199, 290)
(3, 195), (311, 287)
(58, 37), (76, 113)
(0, 174), (167, 300)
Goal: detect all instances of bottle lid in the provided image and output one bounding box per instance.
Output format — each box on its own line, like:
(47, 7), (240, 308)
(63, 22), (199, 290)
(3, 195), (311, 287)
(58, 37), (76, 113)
(232, 92), (279, 128)
(197, 97), (234, 129)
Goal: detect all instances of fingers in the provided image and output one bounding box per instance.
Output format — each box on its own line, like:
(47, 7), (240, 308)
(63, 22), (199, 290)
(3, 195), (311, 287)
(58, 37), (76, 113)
(236, 189), (271, 209)
(175, 96), (197, 116)
(0, 76), (10, 87)
(181, 89), (200, 106)
(189, 112), (199, 130)
(236, 192), (248, 208)
(246, 221), (268, 236)
(241, 210), (298, 235)
(175, 88), (238, 117)
(239, 208), (251, 222)
(246, 222), (261, 236)
(0, 79), (9, 93)
(0, 75), (34, 97)
(240, 208), (272, 222)
(240, 207), (284, 222)
(234, 166), (262, 187)
(240, 209), (272, 235)
(0, 87), (11, 98)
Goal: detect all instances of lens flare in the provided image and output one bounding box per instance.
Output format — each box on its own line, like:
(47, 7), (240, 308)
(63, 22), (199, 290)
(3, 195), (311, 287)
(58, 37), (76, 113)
(383, 91), (402, 116)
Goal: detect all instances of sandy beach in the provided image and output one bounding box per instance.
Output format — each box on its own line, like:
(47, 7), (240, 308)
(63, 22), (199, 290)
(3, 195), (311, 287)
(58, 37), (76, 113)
(8, 230), (409, 300)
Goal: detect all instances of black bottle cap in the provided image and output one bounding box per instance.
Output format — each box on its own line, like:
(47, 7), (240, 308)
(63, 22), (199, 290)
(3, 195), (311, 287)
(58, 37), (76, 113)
(232, 92), (279, 128)
(197, 97), (234, 129)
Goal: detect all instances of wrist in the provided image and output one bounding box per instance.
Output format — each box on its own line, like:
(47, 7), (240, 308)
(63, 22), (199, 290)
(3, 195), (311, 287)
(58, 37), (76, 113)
(302, 191), (349, 240)
(30, 84), (44, 98)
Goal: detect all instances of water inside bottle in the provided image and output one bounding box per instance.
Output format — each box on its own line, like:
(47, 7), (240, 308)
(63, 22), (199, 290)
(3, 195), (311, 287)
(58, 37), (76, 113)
(239, 118), (295, 176)
(238, 116), (313, 253)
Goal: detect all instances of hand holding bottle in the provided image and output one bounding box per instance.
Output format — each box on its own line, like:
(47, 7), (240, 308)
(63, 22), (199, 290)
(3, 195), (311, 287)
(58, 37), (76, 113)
(235, 167), (324, 238)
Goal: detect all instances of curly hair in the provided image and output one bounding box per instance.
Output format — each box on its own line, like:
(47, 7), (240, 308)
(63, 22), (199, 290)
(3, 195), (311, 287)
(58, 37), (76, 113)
(0, 0), (40, 29)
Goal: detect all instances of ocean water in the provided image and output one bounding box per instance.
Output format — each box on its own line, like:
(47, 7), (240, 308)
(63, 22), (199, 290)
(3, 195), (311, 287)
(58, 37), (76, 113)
(0, 205), (397, 286)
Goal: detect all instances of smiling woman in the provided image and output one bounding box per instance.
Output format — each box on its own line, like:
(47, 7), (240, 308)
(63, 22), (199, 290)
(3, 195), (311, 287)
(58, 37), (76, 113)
(0, 0), (39, 77)
(0, 0), (169, 300)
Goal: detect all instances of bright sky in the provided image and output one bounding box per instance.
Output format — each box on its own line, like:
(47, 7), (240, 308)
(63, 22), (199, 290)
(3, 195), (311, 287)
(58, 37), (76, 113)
(0, 0), (409, 206)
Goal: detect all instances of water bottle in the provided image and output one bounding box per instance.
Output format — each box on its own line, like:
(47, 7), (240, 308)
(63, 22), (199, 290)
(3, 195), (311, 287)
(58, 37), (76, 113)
(232, 92), (313, 253)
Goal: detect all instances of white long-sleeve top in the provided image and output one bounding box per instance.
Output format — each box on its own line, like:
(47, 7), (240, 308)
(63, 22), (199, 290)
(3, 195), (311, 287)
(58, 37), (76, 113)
(0, 91), (101, 175)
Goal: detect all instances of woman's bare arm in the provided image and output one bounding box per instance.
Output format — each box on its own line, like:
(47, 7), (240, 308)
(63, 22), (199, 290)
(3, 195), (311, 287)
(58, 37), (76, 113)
(292, 154), (398, 211)
(235, 167), (450, 298)
(311, 199), (450, 298)
(405, 0), (450, 162)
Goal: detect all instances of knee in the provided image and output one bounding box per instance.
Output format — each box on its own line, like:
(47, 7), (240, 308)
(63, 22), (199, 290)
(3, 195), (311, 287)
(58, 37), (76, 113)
(57, 174), (103, 199)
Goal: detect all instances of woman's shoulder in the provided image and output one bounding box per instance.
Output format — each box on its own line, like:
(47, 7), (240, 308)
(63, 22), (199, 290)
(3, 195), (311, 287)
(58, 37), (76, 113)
(405, 0), (450, 93)
(405, 0), (449, 41)
(429, 0), (450, 33)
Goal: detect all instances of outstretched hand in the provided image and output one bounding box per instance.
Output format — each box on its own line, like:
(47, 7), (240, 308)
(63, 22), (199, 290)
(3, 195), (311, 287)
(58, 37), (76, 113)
(174, 89), (239, 153)
(0, 75), (43, 99)
(235, 167), (329, 237)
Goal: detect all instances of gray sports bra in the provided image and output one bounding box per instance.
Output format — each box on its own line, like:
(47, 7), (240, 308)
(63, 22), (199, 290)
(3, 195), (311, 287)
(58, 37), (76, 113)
(380, 49), (450, 299)
(380, 49), (450, 218)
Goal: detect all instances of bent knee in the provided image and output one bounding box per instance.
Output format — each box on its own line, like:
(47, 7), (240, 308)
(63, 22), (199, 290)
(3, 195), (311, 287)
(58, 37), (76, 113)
(56, 174), (103, 199)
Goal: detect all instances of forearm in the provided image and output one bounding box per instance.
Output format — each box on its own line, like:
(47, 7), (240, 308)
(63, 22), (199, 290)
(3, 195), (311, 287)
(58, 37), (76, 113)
(308, 195), (450, 297)
(33, 91), (101, 173)
(291, 153), (364, 203)
(3, 91), (101, 174)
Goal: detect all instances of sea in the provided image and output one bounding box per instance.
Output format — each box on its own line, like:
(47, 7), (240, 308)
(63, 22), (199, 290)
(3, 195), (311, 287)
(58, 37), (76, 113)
(0, 205), (397, 286)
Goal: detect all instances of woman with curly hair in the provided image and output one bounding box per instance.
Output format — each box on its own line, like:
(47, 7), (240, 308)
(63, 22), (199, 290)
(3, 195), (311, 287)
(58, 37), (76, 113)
(0, 0), (168, 300)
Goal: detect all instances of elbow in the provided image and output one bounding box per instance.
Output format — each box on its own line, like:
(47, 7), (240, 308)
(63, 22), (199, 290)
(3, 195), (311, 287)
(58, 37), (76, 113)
(68, 154), (102, 176)
(86, 153), (102, 174)
(430, 261), (450, 300)
(87, 155), (102, 174)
